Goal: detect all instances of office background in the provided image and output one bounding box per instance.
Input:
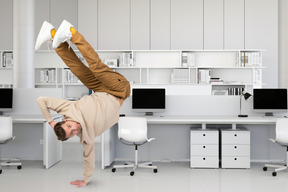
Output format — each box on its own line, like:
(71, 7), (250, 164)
(0, 0), (287, 166)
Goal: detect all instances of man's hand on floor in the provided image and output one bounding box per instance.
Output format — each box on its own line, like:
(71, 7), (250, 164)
(70, 180), (88, 188)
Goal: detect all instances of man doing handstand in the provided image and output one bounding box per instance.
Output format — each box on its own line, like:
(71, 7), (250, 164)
(35, 20), (130, 187)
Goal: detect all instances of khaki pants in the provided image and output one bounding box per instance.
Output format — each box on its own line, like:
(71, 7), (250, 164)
(55, 32), (130, 99)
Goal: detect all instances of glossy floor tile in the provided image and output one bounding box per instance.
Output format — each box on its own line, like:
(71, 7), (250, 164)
(1, 144), (288, 192)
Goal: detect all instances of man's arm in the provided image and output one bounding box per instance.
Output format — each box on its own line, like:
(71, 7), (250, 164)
(37, 96), (72, 124)
(82, 142), (95, 184)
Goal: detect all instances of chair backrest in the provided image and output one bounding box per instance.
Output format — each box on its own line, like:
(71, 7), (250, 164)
(275, 118), (288, 144)
(118, 117), (148, 143)
(0, 116), (13, 142)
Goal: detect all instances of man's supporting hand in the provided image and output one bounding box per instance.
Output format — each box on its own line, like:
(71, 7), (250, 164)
(70, 180), (88, 188)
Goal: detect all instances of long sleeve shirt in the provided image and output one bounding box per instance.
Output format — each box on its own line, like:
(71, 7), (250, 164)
(37, 92), (120, 183)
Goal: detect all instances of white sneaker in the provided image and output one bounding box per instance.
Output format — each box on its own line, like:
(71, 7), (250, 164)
(52, 20), (73, 49)
(35, 21), (54, 51)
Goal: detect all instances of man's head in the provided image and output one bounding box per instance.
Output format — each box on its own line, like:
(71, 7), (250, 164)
(54, 120), (81, 141)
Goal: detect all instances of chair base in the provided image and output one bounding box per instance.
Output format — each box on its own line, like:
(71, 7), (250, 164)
(112, 161), (157, 176)
(263, 163), (288, 176)
(0, 158), (22, 174)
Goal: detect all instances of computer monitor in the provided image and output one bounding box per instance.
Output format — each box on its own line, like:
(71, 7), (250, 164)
(0, 88), (13, 115)
(132, 88), (165, 116)
(253, 88), (287, 116)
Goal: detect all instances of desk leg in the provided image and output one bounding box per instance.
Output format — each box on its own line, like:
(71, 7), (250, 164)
(43, 122), (62, 169)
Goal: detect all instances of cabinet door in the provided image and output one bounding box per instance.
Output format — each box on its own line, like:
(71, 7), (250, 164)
(98, 0), (130, 50)
(78, 0), (98, 49)
(245, 0), (278, 87)
(35, 0), (50, 51)
(50, 0), (78, 28)
(131, 0), (150, 50)
(204, 0), (223, 49)
(171, 0), (203, 49)
(0, 0), (13, 50)
(150, 0), (170, 50)
(224, 0), (244, 49)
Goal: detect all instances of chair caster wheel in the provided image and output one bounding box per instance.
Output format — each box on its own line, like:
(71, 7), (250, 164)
(17, 166), (22, 170)
(153, 169), (158, 173)
(112, 168), (116, 172)
(0, 170), (2, 174)
(130, 171), (134, 176)
(263, 167), (267, 171)
(272, 172), (277, 176)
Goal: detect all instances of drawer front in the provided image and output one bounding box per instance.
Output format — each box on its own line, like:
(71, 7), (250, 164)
(222, 145), (250, 156)
(191, 145), (219, 156)
(221, 131), (250, 144)
(221, 157), (250, 168)
(190, 156), (219, 168)
(191, 132), (218, 144)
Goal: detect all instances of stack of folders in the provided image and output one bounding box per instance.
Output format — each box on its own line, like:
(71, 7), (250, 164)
(40, 69), (56, 84)
(119, 53), (132, 67)
(198, 69), (211, 84)
(228, 87), (244, 96)
(172, 68), (189, 84)
(63, 69), (80, 84)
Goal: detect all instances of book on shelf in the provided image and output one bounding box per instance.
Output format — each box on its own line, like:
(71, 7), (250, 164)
(2, 52), (13, 67)
(198, 69), (210, 84)
(40, 69), (56, 84)
(182, 52), (195, 67)
(63, 69), (80, 84)
(239, 52), (262, 67)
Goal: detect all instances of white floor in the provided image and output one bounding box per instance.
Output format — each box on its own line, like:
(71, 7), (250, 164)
(1, 144), (288, 192)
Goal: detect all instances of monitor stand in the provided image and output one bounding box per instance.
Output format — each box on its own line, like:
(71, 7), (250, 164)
(145, 112), (154, 116)
(264, 112), (274, 116)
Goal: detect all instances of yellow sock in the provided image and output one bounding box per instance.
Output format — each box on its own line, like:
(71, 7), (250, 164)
(70, 27), (77, 35)
(51, 29), (56, 38)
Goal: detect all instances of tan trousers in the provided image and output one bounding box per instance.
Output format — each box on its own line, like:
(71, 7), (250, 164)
(55, 32), (130, 100)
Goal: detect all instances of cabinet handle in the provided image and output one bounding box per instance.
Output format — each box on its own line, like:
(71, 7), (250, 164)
(203, 146), (206, 148)
(234, 134), (237, 137)
(234, 146), (237, 149)
(203, 158), (206, 160)
(234, 158), (237, 161)
(203, 134), (206, 136)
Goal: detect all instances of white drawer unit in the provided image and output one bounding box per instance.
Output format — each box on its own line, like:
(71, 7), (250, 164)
(190, 128), (219, 168)
(220, 128), (250, 168)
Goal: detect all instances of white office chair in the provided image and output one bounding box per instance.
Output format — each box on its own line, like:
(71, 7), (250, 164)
(263, 118), (288, 176)
(111, 117), (158, 176)
(0, 116), (22, 174)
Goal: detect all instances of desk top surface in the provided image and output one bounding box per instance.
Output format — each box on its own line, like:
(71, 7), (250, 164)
(142, 115), (280, 124)
(9, 114), (282, 124)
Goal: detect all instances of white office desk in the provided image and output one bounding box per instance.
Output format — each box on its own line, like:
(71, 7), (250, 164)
(11, 114), (62, 169)
(101, 115), (279, 169)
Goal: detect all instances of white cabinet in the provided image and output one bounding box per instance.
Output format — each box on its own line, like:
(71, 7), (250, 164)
(190, 128), (219, 168)
(131, 0), (150, 50)
(78, 0), (98, 49)
(224, 0), (245, 49)
(221, 128), (250, 168)
(0, 0), (13, 50)
(171, 0), (203, 50)
(203, 0), (223, 49)
(150, 0), (170, 50)
(98, 0), (130, 50)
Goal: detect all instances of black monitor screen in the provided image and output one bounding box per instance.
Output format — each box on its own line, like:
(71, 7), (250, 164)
(0, 88), (13, 109)
(132, 88), (165, 110)
(253, 88), (287, 110)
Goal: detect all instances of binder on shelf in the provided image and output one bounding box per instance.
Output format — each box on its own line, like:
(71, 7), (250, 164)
(172, 68), (189, 84)
(40, 69), (56, 84)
